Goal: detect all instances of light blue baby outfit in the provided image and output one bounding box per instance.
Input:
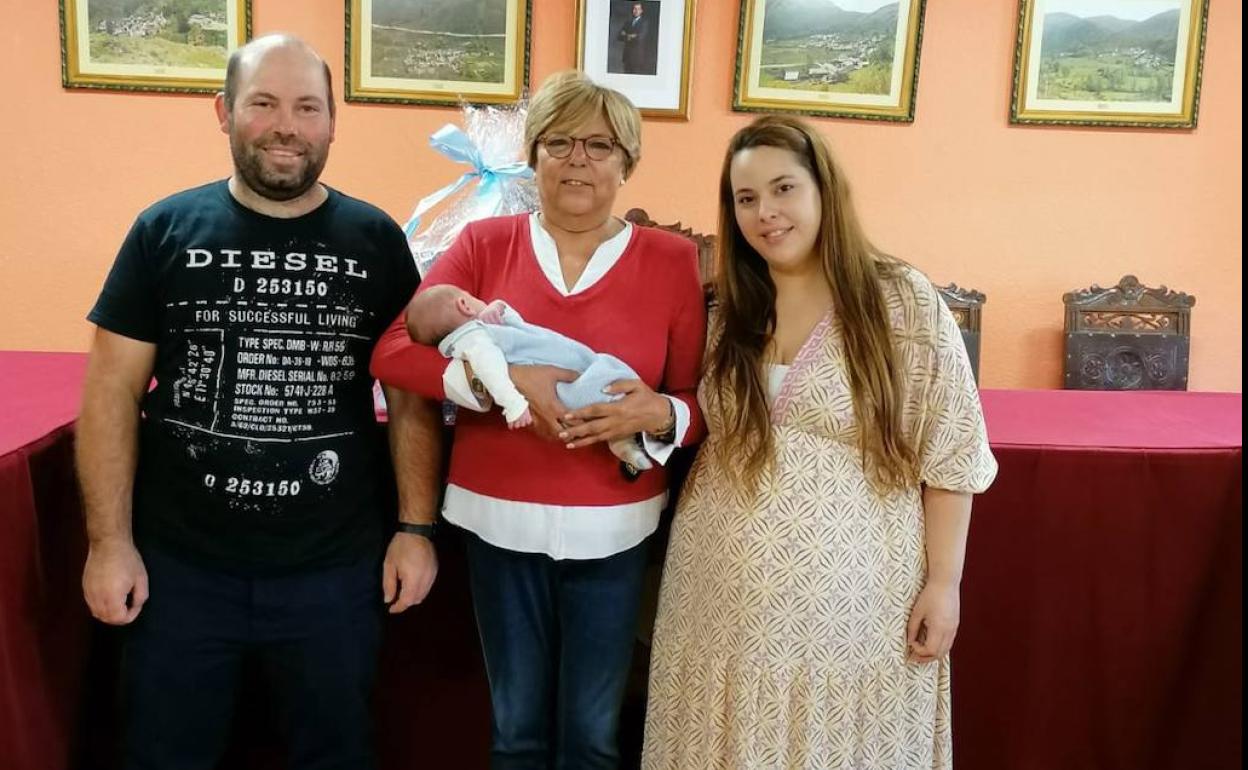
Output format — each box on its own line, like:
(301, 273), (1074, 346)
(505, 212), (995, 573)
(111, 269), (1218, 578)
(438, 305), (637, 413)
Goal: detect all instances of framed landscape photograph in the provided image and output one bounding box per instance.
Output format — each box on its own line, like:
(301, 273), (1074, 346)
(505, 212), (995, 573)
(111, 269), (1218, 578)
(732, 0), (926, 122)
(347, 0), (531, 106)
(1011, 0), (1209, 128)
(576, 0), (697, 119)
(60, 0), (250, 93)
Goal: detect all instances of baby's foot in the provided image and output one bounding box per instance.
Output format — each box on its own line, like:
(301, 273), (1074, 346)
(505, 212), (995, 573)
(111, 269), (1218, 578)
(508, 407), (533, 430)
(610, 437), (652, 471)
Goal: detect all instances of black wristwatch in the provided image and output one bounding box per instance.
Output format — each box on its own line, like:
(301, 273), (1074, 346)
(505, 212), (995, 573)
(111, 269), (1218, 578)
(396, 521), (438, 540)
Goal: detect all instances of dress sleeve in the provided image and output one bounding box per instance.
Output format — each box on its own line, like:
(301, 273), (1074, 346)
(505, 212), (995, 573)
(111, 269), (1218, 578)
(917, 285), (998, 494)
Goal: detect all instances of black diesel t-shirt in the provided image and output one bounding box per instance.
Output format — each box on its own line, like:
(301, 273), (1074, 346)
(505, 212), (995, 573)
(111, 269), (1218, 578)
(88, 181), (418, 573)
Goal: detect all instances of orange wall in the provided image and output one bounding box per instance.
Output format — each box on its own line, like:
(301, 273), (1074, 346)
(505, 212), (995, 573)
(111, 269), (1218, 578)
(2, 0), (1241, 391)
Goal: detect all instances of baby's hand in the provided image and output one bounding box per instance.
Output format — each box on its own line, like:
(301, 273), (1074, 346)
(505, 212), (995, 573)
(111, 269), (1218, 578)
(508, 407), (533, 430)
(477, 300), (508, 325)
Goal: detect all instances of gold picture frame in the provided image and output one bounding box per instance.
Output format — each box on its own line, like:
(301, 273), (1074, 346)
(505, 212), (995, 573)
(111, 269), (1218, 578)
(732, 0), (926, 122)
(575, 0), (697, 119)
(1010, 0), (1209, 128)
(346, 0), (531, 107)
(60, 0), (250, 93)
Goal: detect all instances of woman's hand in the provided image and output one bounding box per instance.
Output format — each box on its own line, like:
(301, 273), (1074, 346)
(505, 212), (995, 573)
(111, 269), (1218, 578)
(559, 379), (671, 448)
(905, 579), (960, 664)
(509, 364), (577, 440)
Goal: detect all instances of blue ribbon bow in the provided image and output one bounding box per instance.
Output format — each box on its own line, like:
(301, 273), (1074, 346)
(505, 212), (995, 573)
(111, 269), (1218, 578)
(403, 123), (533, 238)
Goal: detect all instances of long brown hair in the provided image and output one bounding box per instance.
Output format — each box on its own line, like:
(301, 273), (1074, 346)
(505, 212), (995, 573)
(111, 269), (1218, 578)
(706, 115), (919, 490)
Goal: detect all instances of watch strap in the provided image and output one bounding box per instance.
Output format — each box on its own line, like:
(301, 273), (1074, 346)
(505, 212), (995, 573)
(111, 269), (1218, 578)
(396, 521), (438, 540)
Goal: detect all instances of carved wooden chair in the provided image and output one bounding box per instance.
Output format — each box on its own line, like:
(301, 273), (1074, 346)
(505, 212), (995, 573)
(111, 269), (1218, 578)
(623, 207), (717, 298)
(1062, 274), (1195, 390)
(935, 283), (985, 384)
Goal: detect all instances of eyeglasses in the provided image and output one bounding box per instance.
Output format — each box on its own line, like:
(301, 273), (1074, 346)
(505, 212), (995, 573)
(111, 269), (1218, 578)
(539, 133), (619, 161)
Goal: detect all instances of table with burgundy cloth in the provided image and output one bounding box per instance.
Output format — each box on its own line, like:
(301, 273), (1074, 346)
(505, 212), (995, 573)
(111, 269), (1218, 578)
(954, 389), (1241, 770)
(1, 351), (1241, 769)
(1, 352), (91, 770)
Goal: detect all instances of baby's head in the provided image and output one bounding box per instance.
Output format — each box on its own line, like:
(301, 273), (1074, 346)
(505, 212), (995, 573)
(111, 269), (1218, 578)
(408, 285), (487, 345)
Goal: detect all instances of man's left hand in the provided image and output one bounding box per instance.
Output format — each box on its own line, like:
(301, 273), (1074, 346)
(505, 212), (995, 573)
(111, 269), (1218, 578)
(382, 531), (438, 613)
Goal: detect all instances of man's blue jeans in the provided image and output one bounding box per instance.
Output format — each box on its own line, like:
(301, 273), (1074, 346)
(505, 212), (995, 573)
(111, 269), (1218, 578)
(465, 532), (648, 770)
(121, 547), (382, 770)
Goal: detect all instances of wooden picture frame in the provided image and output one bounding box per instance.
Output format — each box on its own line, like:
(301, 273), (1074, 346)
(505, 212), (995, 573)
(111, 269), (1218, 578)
(732, 0), (926, 122)
(346, 0), (532, 107)
(60, 0), (250, 93)
(1010, 0), (1209, 128)
(576, 0), (697, 119)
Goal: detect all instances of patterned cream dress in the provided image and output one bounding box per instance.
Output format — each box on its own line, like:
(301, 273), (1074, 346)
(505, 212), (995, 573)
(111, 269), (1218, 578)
(643, 266), (998, 770)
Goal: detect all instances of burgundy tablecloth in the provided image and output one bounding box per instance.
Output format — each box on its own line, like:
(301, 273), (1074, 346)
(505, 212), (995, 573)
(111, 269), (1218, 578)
(1, 352), (91, 770)
(954, 389), (1242, 770)
(2, 353), (1241, 770)
(0, 352), (491, 770)
(980, 389), (1241, 450)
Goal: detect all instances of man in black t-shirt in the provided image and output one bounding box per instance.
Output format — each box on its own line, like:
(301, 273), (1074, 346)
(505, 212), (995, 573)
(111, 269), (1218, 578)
(77, 34), (440, 769)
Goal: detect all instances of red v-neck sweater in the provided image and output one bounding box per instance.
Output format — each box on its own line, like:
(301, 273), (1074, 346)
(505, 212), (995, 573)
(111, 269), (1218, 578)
(371, 214), (707, 506)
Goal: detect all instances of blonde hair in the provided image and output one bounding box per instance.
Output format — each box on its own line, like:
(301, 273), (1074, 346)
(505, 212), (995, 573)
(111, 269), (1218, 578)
(524, 70), (642, 178)
(707, 115), (919, 491)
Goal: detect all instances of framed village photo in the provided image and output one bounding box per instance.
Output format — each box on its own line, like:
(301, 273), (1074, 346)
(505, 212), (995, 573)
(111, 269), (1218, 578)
(1011, 0), (1209, 128)
(60, 0), (250, 93)
(346, 0), (531, 107)
(576, 0), (697, 119)
(732, 0), (926, 122)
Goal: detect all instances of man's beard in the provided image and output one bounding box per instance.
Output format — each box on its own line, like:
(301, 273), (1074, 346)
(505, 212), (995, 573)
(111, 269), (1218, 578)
(230, 134), (328, 202)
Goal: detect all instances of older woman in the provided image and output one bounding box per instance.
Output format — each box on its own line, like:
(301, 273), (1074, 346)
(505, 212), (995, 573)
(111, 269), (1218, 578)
(371, 71), (706, 768)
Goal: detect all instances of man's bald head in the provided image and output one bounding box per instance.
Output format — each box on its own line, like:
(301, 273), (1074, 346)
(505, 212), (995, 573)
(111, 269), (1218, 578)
(222, 34), (335, 120)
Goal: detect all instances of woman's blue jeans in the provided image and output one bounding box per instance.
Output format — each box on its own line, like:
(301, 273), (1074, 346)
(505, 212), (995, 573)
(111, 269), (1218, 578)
(465, 531), (648, 770)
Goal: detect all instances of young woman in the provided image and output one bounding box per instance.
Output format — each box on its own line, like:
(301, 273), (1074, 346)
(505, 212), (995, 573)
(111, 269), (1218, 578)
(643, 115), (997, 770)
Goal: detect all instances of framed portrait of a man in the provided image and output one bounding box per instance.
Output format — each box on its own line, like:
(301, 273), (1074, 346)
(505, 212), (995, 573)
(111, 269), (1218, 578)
(576, 0), (697, 119)
(60, 0), (250, 93)
(346, 0), (531, 106)
(1010, 0), (1209, 128)
(733, 0), (926, 122)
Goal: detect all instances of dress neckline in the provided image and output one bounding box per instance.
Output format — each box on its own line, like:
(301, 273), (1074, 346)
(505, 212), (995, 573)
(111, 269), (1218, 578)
(770, 310), (834, 424)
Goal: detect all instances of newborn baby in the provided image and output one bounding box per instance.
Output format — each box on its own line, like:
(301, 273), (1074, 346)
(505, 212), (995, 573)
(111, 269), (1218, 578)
(407, 284), (654, 474)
